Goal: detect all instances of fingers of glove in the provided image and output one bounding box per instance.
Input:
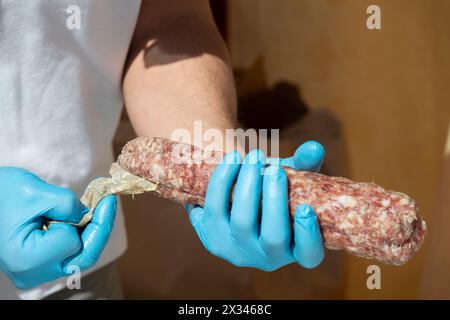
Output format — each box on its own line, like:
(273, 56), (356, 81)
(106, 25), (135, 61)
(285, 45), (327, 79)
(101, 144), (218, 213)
(187, 205), (210, 249)
(269, 157), (301, 169)
(23, 223), (82, 268)
(292, 204), (324, 269)
(204, 151), (241, 222)
(291, 140), (325, 172)
(265, 157), (282, 166)
(187, 204), (202, 229)
(230, 149), (265, 242)
(259, 165), (291, 257)
(63, 195), (117, 271)
(36, 183), (89, 224)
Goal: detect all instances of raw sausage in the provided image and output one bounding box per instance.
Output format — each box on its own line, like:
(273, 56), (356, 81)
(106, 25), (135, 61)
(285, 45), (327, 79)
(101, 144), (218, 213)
(117, 136), (427, 265)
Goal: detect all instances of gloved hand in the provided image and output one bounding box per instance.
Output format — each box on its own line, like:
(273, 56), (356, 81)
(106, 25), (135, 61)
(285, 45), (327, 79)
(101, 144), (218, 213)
(187, 141), (325, 271)
(0, 167), (116, 289)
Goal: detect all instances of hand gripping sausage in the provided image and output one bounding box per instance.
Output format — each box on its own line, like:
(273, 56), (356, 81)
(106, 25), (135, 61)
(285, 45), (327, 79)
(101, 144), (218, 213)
(117, 136), (426, 265)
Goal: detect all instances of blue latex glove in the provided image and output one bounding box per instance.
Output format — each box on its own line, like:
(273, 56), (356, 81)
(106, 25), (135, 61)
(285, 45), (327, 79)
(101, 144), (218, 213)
(0, 167), (117, 289)
(187, 141), (325, 271)
(267, 140), (325, 171)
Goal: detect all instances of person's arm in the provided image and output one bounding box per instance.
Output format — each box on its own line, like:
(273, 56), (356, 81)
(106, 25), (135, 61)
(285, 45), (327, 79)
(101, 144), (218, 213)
(123, 0), (236, 150)
(123, 0), (325, 270)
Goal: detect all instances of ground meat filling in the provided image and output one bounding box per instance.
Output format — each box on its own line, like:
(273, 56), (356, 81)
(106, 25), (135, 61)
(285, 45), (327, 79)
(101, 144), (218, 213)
(117, 136), (427, 265)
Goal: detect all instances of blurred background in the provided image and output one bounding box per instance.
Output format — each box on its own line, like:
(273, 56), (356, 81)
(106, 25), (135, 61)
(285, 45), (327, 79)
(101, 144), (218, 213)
(114, 0), (450, 299)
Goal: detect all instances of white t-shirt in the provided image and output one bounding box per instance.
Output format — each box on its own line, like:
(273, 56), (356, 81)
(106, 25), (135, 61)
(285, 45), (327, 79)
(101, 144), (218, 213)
(0, 0), (142, 299)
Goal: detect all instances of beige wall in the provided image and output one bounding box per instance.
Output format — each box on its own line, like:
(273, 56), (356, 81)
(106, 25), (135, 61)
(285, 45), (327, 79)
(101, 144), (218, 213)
(228, 0), (450, 299)
(420, 122), (450, 298)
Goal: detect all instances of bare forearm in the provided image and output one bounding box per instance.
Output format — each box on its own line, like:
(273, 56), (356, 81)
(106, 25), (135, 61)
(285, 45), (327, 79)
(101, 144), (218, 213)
(123, 1), (237, 151)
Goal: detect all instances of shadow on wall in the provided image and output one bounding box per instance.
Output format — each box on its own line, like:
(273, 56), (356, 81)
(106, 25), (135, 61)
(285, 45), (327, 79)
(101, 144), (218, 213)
(236, 57), (307, 133)
(114, 57), (348, 299)
(236, 57), (348, 178)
